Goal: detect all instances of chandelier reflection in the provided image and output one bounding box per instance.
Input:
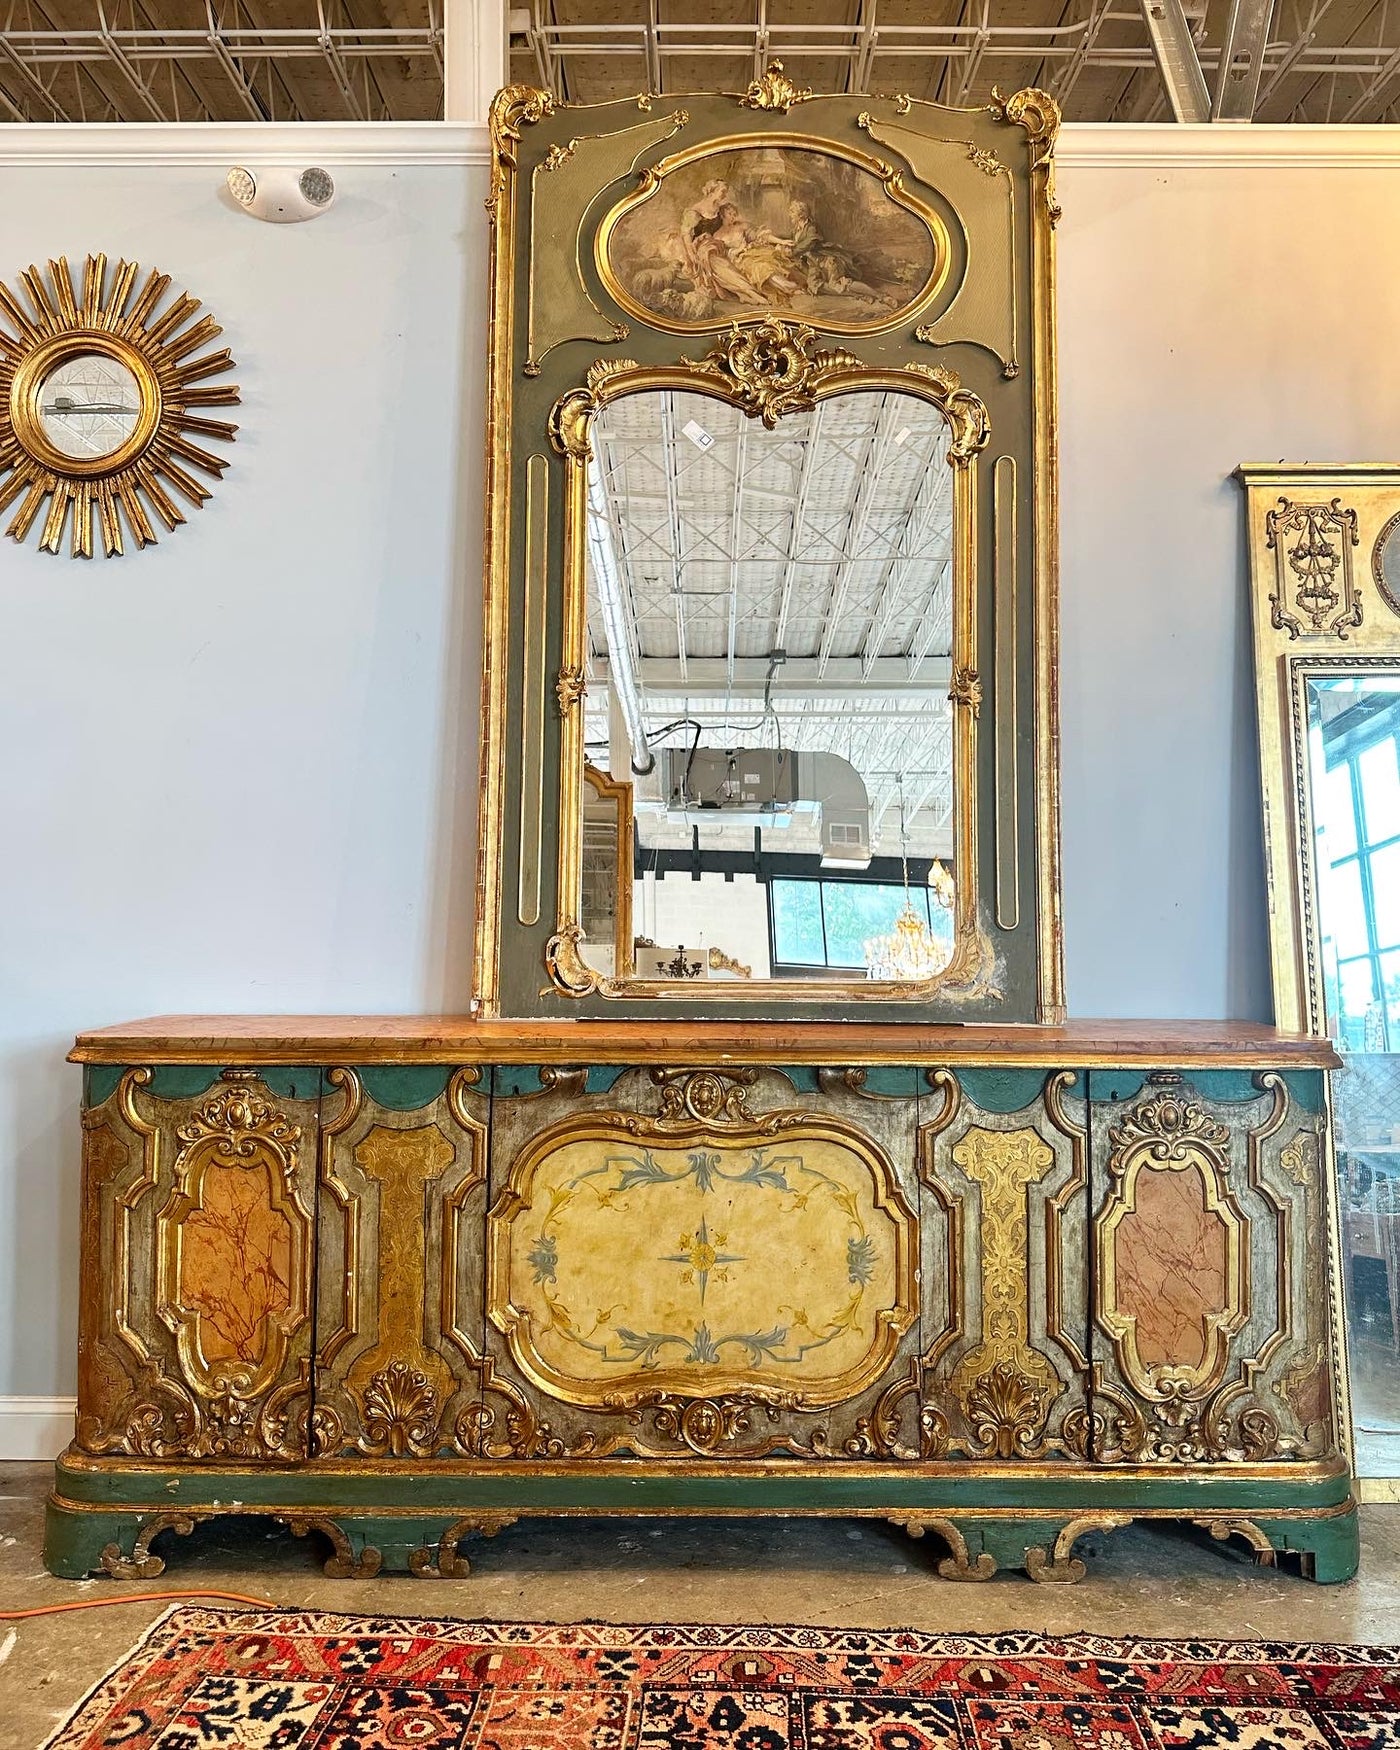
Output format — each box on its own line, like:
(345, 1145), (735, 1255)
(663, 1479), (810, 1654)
(864, 781), (955, 982)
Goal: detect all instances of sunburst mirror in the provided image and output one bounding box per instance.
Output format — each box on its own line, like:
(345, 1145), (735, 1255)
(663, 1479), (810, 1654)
(0, 255), (239, 558)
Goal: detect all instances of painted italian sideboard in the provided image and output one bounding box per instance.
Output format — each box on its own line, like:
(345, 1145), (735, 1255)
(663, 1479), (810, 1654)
(45, 1015), (1358, 1584)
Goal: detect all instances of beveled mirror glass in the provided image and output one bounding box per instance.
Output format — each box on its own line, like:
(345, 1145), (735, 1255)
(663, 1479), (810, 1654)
(476, 76), (1063, 1021)
(1242, 463), (1400, 1485)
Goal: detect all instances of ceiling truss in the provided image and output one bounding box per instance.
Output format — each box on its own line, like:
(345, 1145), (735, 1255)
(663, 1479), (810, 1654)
(2, 0), (1399, 120)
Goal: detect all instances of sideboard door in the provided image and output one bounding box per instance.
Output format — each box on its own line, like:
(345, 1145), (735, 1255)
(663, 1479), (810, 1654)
(916, 1067), (1092, 1461)
(480, 1064), (925, 1462)
(75, 1066), (322, 1462)
(1086, 1069), (1338, 1465)
(312, 1066), (489, 1461)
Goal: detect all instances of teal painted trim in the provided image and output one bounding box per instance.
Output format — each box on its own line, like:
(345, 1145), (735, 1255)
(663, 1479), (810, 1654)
(85, 1065), (122, 1109)
(492, 1066), (631, 1097)
(147, 1065), (224, 1100)
(143, 1066), (322, 1102)
(956, 1068), (1072, 1114)
(360, 1067), (451, 1111)
(1088, 1068), (1324, 1112)
(52, 1455), (1353, 1516)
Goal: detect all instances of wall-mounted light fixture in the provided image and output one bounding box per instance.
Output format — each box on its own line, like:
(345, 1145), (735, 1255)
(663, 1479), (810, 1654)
(226, 166), (337, 223)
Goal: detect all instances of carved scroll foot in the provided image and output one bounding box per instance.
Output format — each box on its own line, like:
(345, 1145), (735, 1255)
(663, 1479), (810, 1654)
(278, 1514), (382, 1578)
(890, 1515), (997, 1581)
(1194, 1516), (1277, 1566)
(99, 1511), (207, 1578)
(1026, 1514), (1131, 1583)
(409, 1514), (519, 1578)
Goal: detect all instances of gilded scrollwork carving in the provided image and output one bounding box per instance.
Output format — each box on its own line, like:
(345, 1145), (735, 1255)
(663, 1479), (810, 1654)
(945, 1125), (1061, 1459)
(100, 1511), (208, 1579)
(555, 665), (586, 716)
(1265, 497), (1362, 639)
(279, 1515), (383, 1579)
(613, 1390), (801, 1457)
(409, 1515), (519, 1578)
(650, 1066), (761, 1124)
(1025, 1513), (1130, 1583)
(891, 1516), (997, 1581)
(739, 60), (812, 112)
(682, 321), (860, 429)
(987, 85), (1062, 148)
(948, 665), (982, 715)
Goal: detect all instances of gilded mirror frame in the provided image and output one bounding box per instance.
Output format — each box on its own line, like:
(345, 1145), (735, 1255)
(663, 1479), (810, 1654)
(475, 73), (1064, 1022)
(1240, 461), (1400, 1492)
(1240, 465), (1400, 1033)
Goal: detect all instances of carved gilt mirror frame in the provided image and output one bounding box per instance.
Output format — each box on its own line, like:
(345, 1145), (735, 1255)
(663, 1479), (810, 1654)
(1241, 465), (1400, 1034)
(475, 72), (1064, 1022)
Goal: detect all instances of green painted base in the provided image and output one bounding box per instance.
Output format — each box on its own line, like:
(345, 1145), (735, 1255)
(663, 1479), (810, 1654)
(44, 1451), (1361, 1586)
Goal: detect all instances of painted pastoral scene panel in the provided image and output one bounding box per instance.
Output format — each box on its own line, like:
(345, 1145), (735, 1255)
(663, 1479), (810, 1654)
(602, 145), (942, 333)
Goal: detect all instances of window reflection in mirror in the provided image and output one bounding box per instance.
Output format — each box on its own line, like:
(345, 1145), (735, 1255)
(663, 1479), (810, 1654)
(1307, 674), (1400, 1474)
(579, 386), (957, 986)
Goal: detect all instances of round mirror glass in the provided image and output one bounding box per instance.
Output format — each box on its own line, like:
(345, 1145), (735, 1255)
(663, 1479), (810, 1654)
(37, 353), (143, 461)
(579, 385), (958, 986)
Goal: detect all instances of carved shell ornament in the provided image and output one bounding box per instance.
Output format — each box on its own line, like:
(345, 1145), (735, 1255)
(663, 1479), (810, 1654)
(0, 254), (239, 558)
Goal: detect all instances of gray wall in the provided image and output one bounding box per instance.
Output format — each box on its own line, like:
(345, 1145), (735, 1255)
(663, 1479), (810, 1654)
(2, 128), (1398, 1401)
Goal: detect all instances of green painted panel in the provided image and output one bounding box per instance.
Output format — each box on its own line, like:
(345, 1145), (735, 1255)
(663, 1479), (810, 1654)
(84, 1066), (123, 1109)
(360, 1066), (452, 1111)
(1089, 1067), (1324, 1112)
(955, 1068), (1078, 1114)
(492, 1066), (629, 1097)
(51, 1454), (1353, 1516)
(141, 1065), (321, 1102)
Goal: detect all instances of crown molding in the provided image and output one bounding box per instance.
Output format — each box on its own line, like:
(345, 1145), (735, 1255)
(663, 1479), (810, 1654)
(0, 120), (490, 167)
(0, 118), (1397, 171)
(1056, 122), (1400, 167)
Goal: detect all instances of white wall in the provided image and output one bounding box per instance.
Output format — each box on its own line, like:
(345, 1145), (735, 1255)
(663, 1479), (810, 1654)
(0, 128), (488, 1404)
(2, 122), (1399, 1408)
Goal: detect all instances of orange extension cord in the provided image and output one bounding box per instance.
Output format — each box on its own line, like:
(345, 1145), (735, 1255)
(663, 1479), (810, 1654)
(0, 1591), (275, 1621)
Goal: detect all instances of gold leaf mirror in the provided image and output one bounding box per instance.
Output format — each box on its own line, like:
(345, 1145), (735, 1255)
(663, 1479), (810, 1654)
(475, 73), (1063, 1022)
(1241, 462), (1400, 1483)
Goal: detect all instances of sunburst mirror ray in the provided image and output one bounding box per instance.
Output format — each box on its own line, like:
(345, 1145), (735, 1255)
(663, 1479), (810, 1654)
(0, 254), (239, 559)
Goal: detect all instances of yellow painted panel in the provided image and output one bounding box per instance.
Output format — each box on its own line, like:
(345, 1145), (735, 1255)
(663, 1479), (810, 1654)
(489, 1121), (917, 1408)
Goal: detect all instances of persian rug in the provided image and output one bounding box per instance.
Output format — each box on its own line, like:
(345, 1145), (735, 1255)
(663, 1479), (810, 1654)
(44, 1609), (1400, 1750)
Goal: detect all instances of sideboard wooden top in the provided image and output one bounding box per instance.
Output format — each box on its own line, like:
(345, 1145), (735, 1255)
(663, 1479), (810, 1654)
(69, 1015), (1341, 1069)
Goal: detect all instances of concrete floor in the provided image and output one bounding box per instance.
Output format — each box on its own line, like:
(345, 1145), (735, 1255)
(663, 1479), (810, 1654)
(1, 1463), (1397, 1750)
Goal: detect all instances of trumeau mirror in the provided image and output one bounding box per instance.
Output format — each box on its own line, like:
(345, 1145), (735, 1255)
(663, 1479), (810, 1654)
(1241, 463), (1400, 1483)
(476, 68), (1063, 1022)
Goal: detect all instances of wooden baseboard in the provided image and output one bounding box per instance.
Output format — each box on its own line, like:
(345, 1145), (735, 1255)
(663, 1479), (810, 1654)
(0, 1397), (75, 1461)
